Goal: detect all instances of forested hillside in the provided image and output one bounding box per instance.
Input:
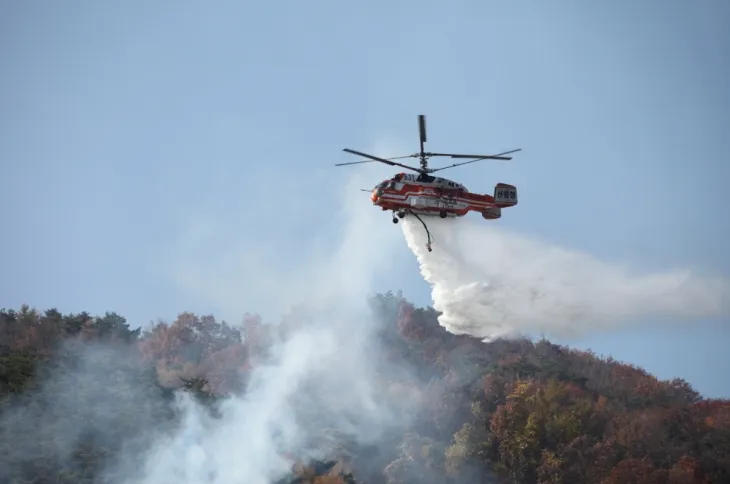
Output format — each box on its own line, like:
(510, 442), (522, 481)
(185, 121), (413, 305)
(1, 292), (728, 483)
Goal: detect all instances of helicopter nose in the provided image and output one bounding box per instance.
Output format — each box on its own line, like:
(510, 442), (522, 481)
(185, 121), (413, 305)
(371, 192), (379, 203)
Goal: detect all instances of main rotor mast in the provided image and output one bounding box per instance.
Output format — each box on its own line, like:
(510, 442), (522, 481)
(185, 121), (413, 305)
(417, 114), (428, 172)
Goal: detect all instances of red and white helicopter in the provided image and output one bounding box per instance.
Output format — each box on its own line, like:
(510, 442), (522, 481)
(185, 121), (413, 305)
(336, 114), (521, 251)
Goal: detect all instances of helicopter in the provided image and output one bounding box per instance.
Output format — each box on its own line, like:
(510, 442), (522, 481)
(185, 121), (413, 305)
(335, 114), (521, 251)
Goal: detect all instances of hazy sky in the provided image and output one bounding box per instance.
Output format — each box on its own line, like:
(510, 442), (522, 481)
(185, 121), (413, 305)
(2, 1), (729, 396)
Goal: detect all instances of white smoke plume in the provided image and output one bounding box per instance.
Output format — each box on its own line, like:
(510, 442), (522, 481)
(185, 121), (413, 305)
(0, 166), (421, 484)
(402, 216), (730, 342)
(109, 169), (418, 483)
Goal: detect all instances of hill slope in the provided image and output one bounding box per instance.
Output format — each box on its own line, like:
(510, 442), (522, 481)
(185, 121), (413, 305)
(1, 293), (728, 483)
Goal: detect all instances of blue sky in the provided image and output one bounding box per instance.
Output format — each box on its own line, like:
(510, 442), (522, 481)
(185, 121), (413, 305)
(2, 1), (729, 396)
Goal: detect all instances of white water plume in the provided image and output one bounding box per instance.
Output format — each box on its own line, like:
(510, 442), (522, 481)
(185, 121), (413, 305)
(401, 216), (730, 341)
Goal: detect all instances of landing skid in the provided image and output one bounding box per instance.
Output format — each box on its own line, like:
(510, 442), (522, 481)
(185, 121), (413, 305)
(392, 210), (434, 252)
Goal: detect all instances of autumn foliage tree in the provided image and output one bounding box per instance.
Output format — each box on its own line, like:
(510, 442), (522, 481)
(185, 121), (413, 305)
(137, 312), (249, 395)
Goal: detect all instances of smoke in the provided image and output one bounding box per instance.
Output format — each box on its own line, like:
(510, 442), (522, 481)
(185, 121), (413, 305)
(401, 216), (730, 341)
(166, 160), (409, 323)
(0, 340), (173, 484)
(1, 163), (420, 483)
(113, 168), (417, 483)
(122, 321), (403, 484)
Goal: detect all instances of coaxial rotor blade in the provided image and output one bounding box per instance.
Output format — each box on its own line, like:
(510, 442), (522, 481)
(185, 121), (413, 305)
(335, 160), (378, 166)
(340, 148), (423, 173)
(433, 153), (512, 160)
(334, 153), (417, 166)
(428, 149), (522, 173)
(426, 148), (521, 160)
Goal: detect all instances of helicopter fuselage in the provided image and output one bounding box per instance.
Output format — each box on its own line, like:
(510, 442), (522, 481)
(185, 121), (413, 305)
(371, 171), (517, 220)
